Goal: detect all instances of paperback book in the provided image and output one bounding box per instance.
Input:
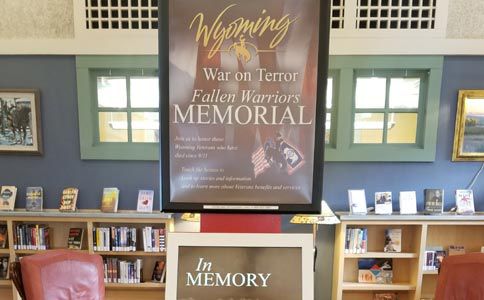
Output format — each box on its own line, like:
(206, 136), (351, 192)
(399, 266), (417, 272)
(358, 258), (393, 284)
(0, 257), (8, 279)
(399, 191), (417, 215)
(0, 186), (17, 211)
(137, 190), (154, 213)
(424, 189), (444, 214)
(448, 245), (465, 256)
(101, 187), (120, 213)
(374, 293), (397, 300)
(152, 260), (166, 283)
(375, 192), (393, 215)
(59, 187), (79, 212)
(384, 229), (402, 253)
(0, 226), (7, 248)
(67, 228), (84, 250)
(26, 187), (43, 211)
(455, 189), (475, 215)
(348, 190), (367, 215)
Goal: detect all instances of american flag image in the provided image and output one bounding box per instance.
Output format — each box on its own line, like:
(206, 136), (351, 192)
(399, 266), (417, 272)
(251, 146), (270, 178)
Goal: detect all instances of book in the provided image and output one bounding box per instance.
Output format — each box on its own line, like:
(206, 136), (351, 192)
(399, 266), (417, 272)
(67, 228), (84, 250)
(384, 229), (402, 253)
(434, 250), (446, 270)
(348, 190), (367, 215)
(448, 245), (465, 256)
(152, 260), (165, 282)
(137, 190), (154, 213)
(0, 257), (8, 280)
(375, 192), (393, 215)
(399, 191), (417, 215)
(424, 189), (444, 214)
(358, 258), (393, 284)
(26, 186), (43, 211)
(455, 189), (475, 215)
(374, 293), (397, 300)
(101, 188), (120, 213)
(0, 226), (7, 248)
(0, 186), (17, 211)
(59, 187), (79, 212)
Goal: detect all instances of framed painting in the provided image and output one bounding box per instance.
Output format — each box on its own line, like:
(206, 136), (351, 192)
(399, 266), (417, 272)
(0, 89), (42, 155)
(159, 0), (330, 213)
(453, 90), (484, 161)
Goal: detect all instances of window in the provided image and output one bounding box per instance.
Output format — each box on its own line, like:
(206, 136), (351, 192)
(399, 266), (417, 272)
(94, 71), (159, 143)
(326, 71), (339, 146)
(353, 70), (425, 144)
(76, 56), (159, 160)
(325, 56), (443, 162)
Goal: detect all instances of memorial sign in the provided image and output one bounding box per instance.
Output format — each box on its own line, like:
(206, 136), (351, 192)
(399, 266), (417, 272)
(166, 233), (314, 300)
(159, 0), (330, 212)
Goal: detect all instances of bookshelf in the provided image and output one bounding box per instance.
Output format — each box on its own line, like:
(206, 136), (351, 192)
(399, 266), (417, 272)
(332, 213), (484, 300)
(0, 209), (173, 300)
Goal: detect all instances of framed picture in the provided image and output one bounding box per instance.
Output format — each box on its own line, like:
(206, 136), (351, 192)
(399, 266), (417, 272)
(166, 233), (314, 300)
(453, 90), (484, 161)
(0, 89), (42, 155)
(159, 0), (330, 213)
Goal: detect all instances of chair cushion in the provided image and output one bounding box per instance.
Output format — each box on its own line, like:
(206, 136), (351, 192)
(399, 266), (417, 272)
(435, 253), (484, 300)
(20, 250), (105, 300)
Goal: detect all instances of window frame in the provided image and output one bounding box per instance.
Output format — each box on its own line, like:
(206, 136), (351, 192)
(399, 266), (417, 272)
(325, 56), (443, 162)
(76, 56), (159, 160)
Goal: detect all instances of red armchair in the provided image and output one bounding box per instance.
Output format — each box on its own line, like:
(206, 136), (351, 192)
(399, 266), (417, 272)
(10, 250), (105, 300)
(435, 253), (484, 300)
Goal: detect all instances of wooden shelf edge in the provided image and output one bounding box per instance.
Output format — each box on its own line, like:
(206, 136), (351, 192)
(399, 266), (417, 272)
(344, 252), (418, 259)
(94, 251), (166, 257)
(0, 280), (11, 287)
(0, 249), (9, 255)
(105, 282), (165, 289)
(15, 249), (89, 254)
(341, 282), (416, 291)
(422, 269), (439, 275)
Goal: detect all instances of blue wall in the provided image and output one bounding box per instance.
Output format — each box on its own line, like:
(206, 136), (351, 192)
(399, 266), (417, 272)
(323, 56), (484, 212)
(0, 56), (160, 211)
(1, 56), (483, 212)
(1, 55), (484, 300)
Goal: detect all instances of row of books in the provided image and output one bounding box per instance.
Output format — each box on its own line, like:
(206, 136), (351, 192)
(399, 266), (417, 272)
(348, 189), (476, 215)
(0, 186), (155, 213)
(345, 228), (403, 254)
(94, 227), (137, 252)
(142, 227), (166, 252)
(103, 257), (143, 284)
(344, 228), (368, 254)
(93, 226), (166, 252)
(13, 224), (51, 250)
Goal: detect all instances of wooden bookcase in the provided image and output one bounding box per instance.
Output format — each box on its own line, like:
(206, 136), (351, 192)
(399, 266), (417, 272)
(332, 213), (484, 300)
(0, 209), (174, 300)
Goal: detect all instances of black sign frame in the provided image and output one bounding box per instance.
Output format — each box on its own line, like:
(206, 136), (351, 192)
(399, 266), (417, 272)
(159, 0), (330, 213)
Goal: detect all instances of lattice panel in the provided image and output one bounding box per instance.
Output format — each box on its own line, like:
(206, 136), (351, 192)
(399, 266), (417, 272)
(356, 0), (437, 29)
(331, 0), (345, 29)
(85, 0), (159, 30)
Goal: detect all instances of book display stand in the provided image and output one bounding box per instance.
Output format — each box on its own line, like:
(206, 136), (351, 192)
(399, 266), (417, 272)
(0, 210), (173, 300)
(332, 213), (484, 300)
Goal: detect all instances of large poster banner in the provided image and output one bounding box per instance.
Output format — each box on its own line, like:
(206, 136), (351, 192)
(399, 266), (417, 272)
(166, 233), (314, 300)
(160, 0), (329, 212)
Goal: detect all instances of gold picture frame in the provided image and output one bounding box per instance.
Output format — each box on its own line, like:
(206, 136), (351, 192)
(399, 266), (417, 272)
(453, 90), (484, 161)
